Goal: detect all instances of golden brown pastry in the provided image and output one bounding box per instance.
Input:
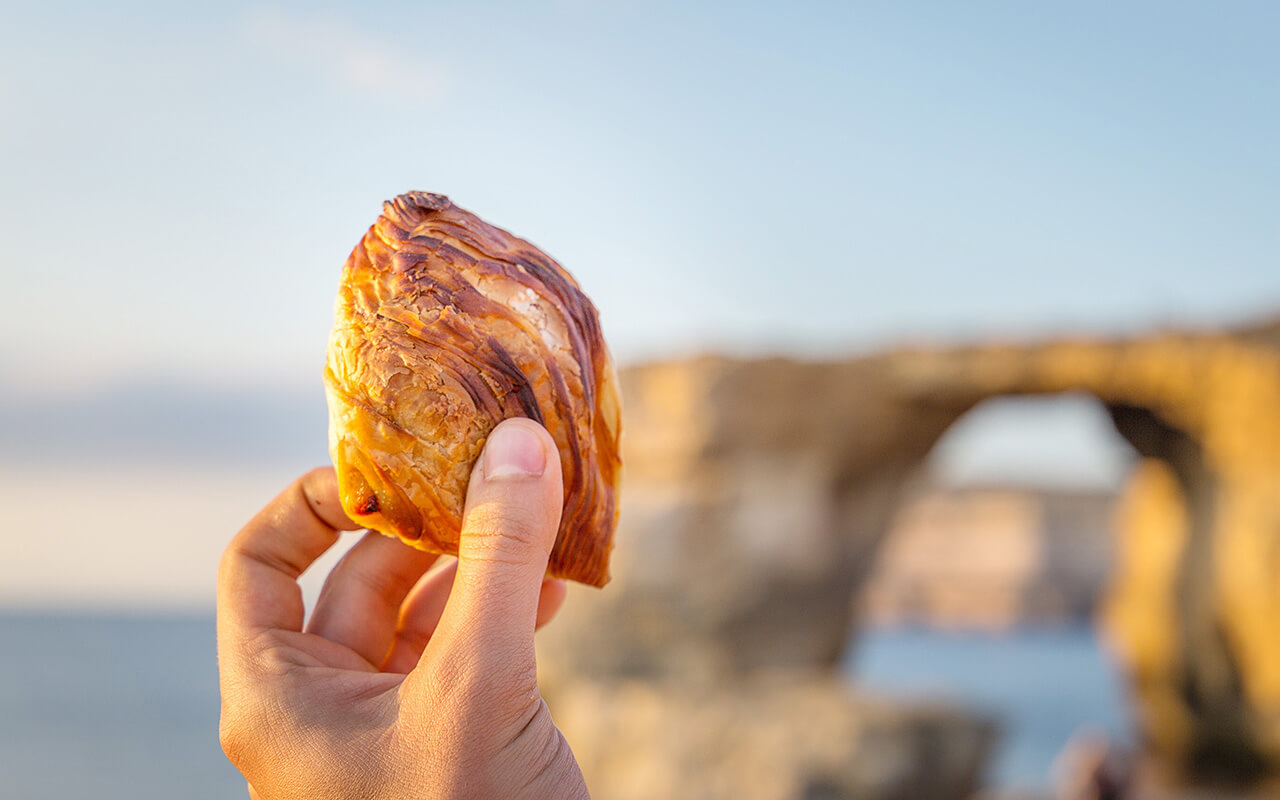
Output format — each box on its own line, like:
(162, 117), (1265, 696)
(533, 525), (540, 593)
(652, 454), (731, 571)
(324, 192), (621, 587)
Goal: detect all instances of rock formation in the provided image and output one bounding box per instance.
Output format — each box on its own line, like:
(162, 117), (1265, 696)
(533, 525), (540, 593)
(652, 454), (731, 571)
(538, 317), (1280, 797)
(864, 486), (1116, 630)
(556, 674), (996, 800)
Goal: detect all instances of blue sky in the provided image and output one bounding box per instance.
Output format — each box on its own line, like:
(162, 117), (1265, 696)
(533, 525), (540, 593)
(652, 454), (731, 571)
(2, 1), (1274, 608)
(3, 0), (1278, 396)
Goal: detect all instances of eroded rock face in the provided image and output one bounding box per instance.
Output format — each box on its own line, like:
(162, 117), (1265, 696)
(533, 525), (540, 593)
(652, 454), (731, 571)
(554, 675), (996, 800)
(539, 358), (957, 690)
(891, 334), (1280, 781)
(538, 319), (1280, 796)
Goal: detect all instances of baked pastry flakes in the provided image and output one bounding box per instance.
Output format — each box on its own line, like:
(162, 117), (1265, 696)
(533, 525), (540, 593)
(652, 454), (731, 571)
(324, 192), (621, 586)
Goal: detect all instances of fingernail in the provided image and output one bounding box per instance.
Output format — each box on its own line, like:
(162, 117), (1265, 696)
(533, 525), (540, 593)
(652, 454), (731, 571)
(483, 421), (547, 480)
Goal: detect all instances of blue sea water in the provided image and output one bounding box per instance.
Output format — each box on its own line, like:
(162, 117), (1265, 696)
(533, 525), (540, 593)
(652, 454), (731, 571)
(0, 613), (245, 800)
(0, 614), (1129, 798)
(850, 626), (1134, 791)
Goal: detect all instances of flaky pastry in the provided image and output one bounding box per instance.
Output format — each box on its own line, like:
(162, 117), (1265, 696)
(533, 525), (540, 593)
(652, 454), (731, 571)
(324, 192), (621, 586)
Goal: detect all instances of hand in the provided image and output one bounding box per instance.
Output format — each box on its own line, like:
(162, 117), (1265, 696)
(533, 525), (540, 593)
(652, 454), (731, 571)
(216, 418), (590, 800)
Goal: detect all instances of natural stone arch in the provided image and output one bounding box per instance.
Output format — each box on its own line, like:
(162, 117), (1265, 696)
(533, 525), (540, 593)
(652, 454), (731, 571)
(890, 336), (1280, 782)
(537, 322), (1280, 792)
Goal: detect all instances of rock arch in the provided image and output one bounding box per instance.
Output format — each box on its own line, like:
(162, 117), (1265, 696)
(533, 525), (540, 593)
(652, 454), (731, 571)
(538, 320), (1280, 791)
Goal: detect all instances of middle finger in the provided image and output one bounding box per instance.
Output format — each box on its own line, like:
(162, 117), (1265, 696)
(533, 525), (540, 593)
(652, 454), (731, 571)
(306, 531), (439, 666)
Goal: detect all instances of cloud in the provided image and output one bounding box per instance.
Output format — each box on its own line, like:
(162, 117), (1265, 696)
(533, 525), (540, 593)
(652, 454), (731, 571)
(240, 8), (448, 102)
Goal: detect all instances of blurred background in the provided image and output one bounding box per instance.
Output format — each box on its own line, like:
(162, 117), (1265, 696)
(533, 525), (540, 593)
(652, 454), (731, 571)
(2, 2), (1279, 798)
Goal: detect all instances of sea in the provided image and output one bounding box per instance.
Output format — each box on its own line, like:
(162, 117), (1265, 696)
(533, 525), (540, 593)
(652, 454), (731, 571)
(851, 625), (1132, 792)
(0, 613), (1130, 799)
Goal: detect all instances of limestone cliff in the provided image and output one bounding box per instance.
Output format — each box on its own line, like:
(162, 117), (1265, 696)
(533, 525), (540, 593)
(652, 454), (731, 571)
(538, 317), (1280, 797)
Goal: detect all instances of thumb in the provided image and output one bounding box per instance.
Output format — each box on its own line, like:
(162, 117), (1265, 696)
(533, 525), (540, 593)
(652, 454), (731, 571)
(432, 418), (564, 661)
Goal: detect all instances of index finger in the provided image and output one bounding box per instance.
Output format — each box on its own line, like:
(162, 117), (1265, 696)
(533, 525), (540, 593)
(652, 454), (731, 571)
(216, 467), (360, 640)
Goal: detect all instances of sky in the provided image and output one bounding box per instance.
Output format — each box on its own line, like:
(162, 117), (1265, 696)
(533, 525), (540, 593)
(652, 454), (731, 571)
(2, 1), (1279, 393)
(0, 1), (1275, 606)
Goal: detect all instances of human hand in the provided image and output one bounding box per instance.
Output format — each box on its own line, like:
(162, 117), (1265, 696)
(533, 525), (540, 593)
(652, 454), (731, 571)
(216, 418), (590, 800)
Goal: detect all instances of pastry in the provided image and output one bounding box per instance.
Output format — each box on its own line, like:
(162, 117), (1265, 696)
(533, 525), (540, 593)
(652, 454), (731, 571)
(324, 192), (621, 586)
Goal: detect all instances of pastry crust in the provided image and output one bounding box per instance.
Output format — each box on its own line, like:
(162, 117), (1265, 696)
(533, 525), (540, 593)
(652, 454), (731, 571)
(324, 192), (621, 586)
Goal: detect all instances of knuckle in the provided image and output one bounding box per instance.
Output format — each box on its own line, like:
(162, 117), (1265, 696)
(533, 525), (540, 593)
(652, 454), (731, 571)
(391, 626), (431, 663)
(300, 466), (331, 486)
(462, 506), (546, 559)
(216, 536), (249, 588)
(218, 713), (247, 766)
(232, 630), (303, 682)
(342, 562), (405, 608)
